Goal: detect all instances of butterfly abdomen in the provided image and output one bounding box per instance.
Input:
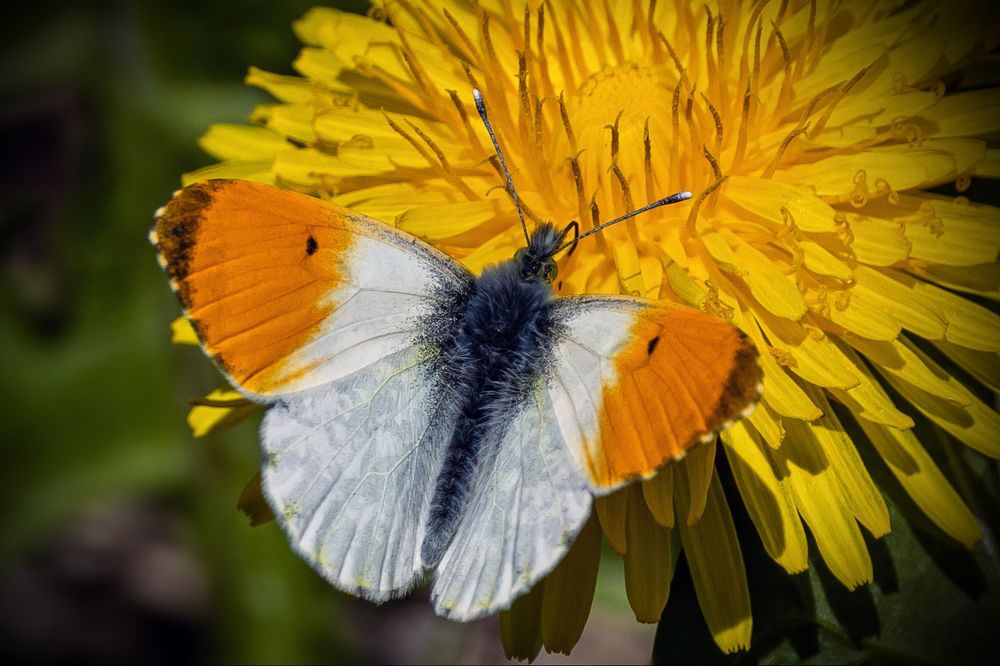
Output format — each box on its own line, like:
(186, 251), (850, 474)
(421, 263), (556, 567)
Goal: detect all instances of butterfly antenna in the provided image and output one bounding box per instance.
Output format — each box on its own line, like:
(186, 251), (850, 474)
(473, 88), (530, 246)
(553, 190), (693, 254)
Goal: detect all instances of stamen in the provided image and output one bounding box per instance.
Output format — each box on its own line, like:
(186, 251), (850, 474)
(558, 91), (578, 153)
(601, 0), (625, 63)
(544, 0), (579, 89)
(406, 120), (450, 171)
(703, 146), (722, 180)
(518, 51), (533, 143)
(588, 199), (608, 251)
(390, 15), (434, 104)
(395, 0), (444, 52)
(715, 17), (726, 104)
(701, 93), (723, 152)
(834, 213), (854, 244)
(705, 7), (716, 87)
(812, 65), (871, 135)
(671, 78), (683, 185)
(532, 96), (557, 205)
(794, 0), (817, 80)
(441, 8), (480, 64)
(487, 156), (546, 225)
(461, 62), (482, 92)
(611, 163), (635, 212)
(358, 61), (427, 110)
(835, 289), (852, 312)
(772, 23), (792, 109)
(685, 85), (700, 174)
(656, 31), (689, 88)
(753, 24), (762, 89)
(606, 110), (623, 163)
(579, 1), (609, 67)
(774, 0), (790, 26)
(535, 5), (554, 96)
(522, 3), (531, 52)
(533, 95), (547, 161)
(703, 279), (735, 320)
(800, 84), (840, 125)
(382, 110), (436, 166)
(480, 14), (509, 94)
(405, 118), (479, 199)
(553, 0), (591, 81)
(686, 175), (727, 229)
(762, 123), (809, 178)
(780, 208), (801, 240)
(739, 1), (767, 83)
(874, 177), (899, 205)
(637, 0), (657, 52)
(731, 83), (752, 171)
(643, 118), (655, 202)
(568, 153), (587, 221)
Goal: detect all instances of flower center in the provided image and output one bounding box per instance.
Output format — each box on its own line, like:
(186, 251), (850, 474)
(572, 62), (671, 143)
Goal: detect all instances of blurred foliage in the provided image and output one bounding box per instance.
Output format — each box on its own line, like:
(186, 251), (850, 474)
(0, 2), (366, 662)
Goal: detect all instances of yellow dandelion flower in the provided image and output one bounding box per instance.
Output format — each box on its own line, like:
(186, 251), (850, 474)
(175, 0), (1000, 659)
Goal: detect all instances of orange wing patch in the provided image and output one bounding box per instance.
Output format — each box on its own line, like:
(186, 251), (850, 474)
(591, 305), (761, 487)
(152, 180), (351, 394)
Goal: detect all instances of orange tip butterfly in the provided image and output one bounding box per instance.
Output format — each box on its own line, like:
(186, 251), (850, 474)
(151, 90), (762, 621)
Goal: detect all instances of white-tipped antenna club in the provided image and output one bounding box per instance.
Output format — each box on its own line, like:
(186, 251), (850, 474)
(473, 88), (530, 245)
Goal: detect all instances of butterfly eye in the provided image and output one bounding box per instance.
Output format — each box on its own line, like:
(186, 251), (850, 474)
(542, 260), (558, 281)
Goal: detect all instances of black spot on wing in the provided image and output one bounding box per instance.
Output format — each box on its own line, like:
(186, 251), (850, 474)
(305, 235), (318, 256)
(647, 335), (661, 356)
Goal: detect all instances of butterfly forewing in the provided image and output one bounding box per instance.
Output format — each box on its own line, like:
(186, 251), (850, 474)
(547, 296), (762, 491)
(152, 179), (471, 397)
(153, 179), (473, 599)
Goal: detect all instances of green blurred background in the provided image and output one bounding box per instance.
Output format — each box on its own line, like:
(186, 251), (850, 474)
(2, 2), (999, 665)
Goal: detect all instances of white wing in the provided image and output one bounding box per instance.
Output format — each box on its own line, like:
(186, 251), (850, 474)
(430, 385), (593, 620)
(262, 344), (459, 599)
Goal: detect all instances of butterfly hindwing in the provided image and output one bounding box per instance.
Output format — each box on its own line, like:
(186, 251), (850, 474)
(262, 345), (457, 598)
(431, 385), (592, 619)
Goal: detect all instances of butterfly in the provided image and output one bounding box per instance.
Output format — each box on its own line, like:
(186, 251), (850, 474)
(151, 91), (762, 621)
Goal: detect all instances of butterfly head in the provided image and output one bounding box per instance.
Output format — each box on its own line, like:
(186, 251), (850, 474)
(514, 222), (567, 284)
